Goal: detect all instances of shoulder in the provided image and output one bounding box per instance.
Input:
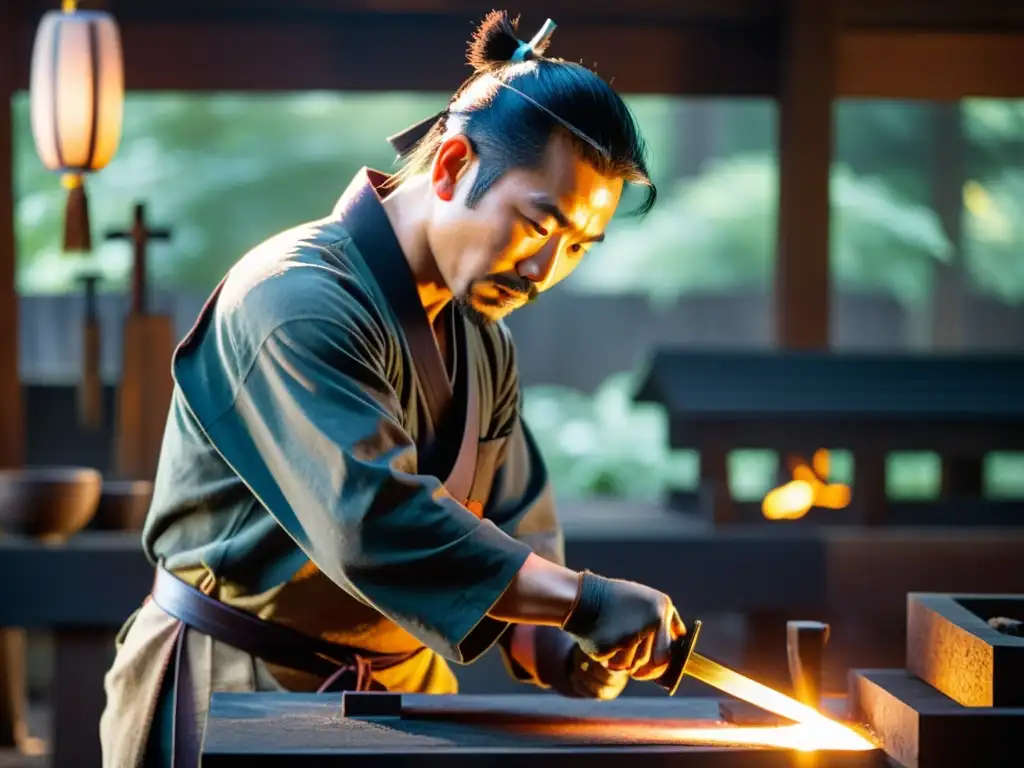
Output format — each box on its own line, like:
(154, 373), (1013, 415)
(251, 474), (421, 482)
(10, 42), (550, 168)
(213, 219), (391, 367)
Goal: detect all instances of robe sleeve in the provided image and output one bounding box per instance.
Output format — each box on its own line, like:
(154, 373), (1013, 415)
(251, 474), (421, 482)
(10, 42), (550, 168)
(199, 314), (533, 663)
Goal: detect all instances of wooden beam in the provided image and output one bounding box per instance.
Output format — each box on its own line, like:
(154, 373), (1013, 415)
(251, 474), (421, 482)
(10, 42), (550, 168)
(21, 0), (1024, 31)
(0, 0), (24, 468)
(774, 0), (835, 350)
(12, 17), (778, 95)
(840, 32), (1024, 98)
(12, 9), (1024, 98)
(27, 0), (782, 24)
(843, 0), (1024, 32)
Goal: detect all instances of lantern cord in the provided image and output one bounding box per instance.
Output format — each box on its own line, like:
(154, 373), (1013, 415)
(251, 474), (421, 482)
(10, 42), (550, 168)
(62, 173), (92, 254)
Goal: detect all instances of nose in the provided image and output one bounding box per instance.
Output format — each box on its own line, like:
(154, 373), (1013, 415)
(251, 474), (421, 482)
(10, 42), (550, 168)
(516, 239), (560, 290)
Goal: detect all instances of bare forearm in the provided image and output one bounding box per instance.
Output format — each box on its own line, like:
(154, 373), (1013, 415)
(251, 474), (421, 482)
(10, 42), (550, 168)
(488, 553), (579, 625)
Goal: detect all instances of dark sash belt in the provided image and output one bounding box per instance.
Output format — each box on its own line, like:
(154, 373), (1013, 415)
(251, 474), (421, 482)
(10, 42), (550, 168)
(151, 565), (423, 767)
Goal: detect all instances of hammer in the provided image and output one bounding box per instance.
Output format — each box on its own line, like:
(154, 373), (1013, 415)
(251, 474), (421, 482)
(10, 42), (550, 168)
(786, 620), (830, 709)
(717, 619), (831, 724)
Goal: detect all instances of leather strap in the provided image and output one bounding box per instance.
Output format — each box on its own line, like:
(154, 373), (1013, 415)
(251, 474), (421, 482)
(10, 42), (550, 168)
(154, 567), (420, 767)
(169, 625), (197, 768)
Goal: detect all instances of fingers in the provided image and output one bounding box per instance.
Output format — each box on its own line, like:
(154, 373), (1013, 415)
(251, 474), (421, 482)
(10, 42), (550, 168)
(631, 629), (655, 673)
(581, 658), (621, 685)
(574, 671), (628, 700)
(630, 609), (674, 680)
(670, 608), (687, 639)
(570, 654), (630, 700)
(604, 635), (643, 672)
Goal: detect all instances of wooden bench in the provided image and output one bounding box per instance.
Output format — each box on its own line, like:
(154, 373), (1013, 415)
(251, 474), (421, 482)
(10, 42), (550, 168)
(634, 350), (1024, 526)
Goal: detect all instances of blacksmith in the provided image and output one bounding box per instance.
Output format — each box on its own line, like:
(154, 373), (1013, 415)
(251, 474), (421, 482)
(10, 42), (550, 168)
(100, 11), (683, 767)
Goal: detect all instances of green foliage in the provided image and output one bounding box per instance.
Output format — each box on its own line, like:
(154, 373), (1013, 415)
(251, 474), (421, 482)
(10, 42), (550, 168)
(13, 92), (448, 294)
(569, 155), (952, 307)
(522, 372), (695, 500)
(963, 170), (1024, 303)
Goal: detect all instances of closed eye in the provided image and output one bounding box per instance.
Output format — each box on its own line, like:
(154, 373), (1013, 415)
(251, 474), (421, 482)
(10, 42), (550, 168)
(521, 214), (548, 237)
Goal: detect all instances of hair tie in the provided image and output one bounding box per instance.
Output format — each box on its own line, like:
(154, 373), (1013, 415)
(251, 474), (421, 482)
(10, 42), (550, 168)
(510, 18), (557, 62)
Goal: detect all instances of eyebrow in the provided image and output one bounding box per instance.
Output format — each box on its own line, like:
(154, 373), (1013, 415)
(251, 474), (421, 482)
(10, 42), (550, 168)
(531, 197), (606, 245)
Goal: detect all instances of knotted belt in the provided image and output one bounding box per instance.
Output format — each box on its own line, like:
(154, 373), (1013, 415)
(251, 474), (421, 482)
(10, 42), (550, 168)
(151, 566), (424, 767)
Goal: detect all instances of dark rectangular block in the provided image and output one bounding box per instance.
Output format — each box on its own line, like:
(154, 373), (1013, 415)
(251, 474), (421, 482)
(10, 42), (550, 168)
(203, 692), (886, 768)
(341, 691), (403, 718)
(635, 351), (1024, 423)
(849, 668), (1024, 768)
(0, 532), (152, 627)
(906, 593), (1024, 707)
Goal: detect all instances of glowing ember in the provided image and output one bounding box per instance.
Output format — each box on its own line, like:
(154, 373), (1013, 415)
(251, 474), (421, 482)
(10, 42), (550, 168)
(762, 449), (851, 520)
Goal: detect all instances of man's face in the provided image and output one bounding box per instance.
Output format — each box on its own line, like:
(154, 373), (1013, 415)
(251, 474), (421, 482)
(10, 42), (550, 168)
(425, 132), (624, 325)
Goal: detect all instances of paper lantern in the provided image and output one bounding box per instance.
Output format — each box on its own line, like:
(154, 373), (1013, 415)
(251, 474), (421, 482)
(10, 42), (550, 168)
(29, 0), (124, 254)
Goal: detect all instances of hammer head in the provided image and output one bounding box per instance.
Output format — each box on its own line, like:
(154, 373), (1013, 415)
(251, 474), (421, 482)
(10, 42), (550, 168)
(654, 619), (703, 696)
(786, 620), (830, 708)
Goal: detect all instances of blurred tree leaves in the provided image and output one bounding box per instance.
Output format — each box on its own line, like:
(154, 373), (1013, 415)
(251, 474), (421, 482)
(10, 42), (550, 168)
(522, 371), (696, 500)
(11, 92), (1024, 501)
(13, 92), (447, 294)
(570, 156), (951, 308)
(12, 93), (1024, 305)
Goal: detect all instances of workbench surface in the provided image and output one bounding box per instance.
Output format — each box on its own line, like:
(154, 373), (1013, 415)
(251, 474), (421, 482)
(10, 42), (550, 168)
(201, 692), (886, 767)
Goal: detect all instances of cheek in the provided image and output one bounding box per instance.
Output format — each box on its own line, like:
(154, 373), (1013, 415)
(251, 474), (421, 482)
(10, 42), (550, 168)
(462, 214), (518, 275)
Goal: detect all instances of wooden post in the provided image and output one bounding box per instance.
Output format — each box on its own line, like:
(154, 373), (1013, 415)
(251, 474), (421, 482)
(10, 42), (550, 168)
(0, 3), (30, 758)
(105, 202), (176, 481)
(746, 0), (840, 683)
(774, 0), (837, 350)
(0, 0), (23, 469)
(930, 103), (985, 498)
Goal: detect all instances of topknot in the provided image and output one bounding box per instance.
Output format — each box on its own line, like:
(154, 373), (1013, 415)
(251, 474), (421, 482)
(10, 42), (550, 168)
(467, 11), (551, 71)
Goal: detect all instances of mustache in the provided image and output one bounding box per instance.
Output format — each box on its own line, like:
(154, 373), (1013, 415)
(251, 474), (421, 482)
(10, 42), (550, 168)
(487, 273), (538, 302)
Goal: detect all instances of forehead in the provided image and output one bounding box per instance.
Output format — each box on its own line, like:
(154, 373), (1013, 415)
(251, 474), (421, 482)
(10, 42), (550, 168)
(501, 133), (623, 212)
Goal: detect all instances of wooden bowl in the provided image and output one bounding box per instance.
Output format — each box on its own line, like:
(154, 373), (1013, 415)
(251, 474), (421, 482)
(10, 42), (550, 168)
(0, 466), (103, 541)
(89, 479), (154, 532)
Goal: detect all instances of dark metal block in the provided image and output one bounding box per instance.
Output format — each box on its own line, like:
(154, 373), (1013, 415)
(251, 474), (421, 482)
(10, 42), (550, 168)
(341, 691), (403, 719)
(850, 668), (1024, 768)
(906, 593), (1024, 707)
(786, 620), (829, 708)
(718, 696), (848, 726)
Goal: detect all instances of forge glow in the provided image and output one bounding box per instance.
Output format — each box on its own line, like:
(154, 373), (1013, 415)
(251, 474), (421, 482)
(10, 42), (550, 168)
(658, 723), (875, 752)
(517, 720), (876, 752)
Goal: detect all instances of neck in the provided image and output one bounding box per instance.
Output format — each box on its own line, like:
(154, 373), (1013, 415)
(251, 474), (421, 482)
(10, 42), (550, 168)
(380, 175), (452, 327)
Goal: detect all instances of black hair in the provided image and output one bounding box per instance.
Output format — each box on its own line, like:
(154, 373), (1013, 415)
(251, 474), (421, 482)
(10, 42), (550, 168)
(396, 11), (657, 217)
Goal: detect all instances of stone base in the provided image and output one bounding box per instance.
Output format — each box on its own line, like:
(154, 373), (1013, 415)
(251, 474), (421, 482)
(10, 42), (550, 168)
(849, 668), (1024, 768)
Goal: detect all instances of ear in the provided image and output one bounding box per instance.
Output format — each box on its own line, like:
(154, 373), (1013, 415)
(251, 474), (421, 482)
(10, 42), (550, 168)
(431, 135), (473, 202)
